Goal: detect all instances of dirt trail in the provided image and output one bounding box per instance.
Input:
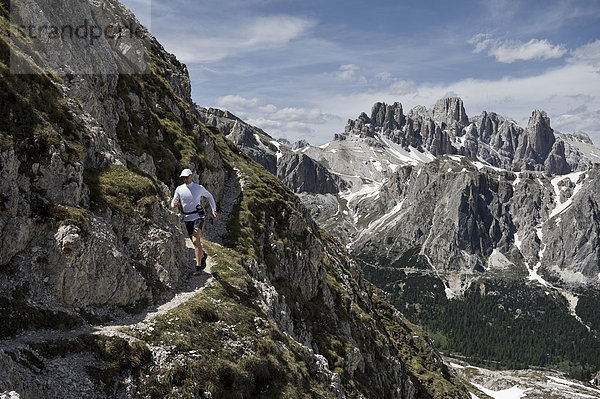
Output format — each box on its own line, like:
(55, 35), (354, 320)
(96, 240), (214, 339)
(0, 240), (214, 348)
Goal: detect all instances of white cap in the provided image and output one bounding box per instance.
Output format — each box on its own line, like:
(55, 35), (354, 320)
(180, 168), (193, 177)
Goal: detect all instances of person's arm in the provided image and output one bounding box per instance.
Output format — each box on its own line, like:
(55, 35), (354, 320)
(200, 186), (219, 219)
(171, 189), (180, 208)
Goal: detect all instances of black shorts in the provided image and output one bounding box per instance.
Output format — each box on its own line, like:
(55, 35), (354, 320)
(185, 217), (205, 236)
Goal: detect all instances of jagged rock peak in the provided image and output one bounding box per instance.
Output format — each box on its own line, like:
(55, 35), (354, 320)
(433, 97), (469, 128)
(524, 109), (556, 161)
(345, 97), (469, 139)
(292, 139), (311, 150)
(200, 107), (241, 122)
(370, 101), (406, 133)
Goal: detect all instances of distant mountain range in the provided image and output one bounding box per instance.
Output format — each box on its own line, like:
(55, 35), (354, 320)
(200, 98), (600, 380)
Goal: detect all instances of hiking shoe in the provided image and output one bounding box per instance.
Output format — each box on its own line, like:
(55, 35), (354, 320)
(195, 265), (201, 272)
(201, 253), (208, 269)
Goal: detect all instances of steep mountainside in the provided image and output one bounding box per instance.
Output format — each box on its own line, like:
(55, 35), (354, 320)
(0, 1), (470, 397)
(291, 98), (600, 379)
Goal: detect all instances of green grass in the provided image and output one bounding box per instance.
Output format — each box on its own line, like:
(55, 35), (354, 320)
(127, 241), (333, 398)
(84, 164), (161, 216)
(47, 204), (88, 226)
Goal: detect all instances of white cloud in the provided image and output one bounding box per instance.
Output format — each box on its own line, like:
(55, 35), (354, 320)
(332, 64), (367, 84)
(269, 107), (337, 124)
(213, 95), (341, 143)
(336, 64), (360, 80)
(154, 15), (314, 63)
(470, 34), (567, 63)
(215, 95), (277, 115)
(243, 16), (310, 47)
(387, 79), (418, 95)
(568, 39), (600, 68)
(375, 72), (393, 82)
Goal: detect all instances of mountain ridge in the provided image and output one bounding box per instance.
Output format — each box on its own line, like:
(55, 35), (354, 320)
(200, 97), (600, 381)
(0, 0), (471, 397)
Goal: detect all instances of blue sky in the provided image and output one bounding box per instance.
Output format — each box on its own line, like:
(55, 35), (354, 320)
(122, 0), (600, 146)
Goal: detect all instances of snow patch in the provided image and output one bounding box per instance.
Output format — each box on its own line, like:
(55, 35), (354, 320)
(371, 159), (383, 172)
(451, 134), (467, 149)
(487, 249), (513, 270)
(339, 182), (382, 225)
(359, 200), (404, 236)
(269, 140), (281, 150)
(380, 136), (436, 165)
(472, 383), (530, 399)
(512, 172), (521, 187)
(547, 376), (600, 397)
(514, 233), (522, 251)
(549, 171), (586, 220)
(472, 159), (506, 173)
(339, 181), (382, 204)
(527, 228), (551, 287)
(558, 289), (589, 329)
(269, 140), (284, 160)
(423, 254), (456, 299)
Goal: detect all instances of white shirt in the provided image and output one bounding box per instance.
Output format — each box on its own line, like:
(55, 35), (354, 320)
(171, 182), (217, 222)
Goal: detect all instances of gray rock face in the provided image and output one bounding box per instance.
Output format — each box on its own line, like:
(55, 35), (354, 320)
(198, 107), (278, 175)
(316, 158), (600, 293)
(1, 0), (204, 314)
(514, 110), (556, 169)
(433, 97), (469, 129)
(277, 153), (344, 194)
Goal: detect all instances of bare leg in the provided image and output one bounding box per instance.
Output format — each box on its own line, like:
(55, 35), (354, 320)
(190, 228), (203, 266)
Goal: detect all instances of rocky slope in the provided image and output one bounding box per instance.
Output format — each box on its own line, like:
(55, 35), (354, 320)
(0, 1), (470, 397)
(447, 357), (600, 399)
